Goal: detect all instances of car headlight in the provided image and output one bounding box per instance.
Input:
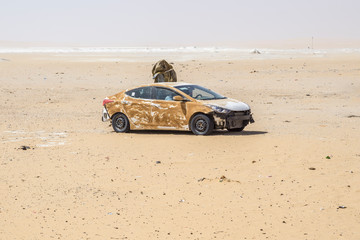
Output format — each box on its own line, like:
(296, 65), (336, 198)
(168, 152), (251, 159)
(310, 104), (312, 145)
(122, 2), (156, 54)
(206, 104), (231, 114)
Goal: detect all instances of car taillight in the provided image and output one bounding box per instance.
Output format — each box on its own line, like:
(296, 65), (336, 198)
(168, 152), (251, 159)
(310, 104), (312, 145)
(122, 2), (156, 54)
(103, 98), (114, 106)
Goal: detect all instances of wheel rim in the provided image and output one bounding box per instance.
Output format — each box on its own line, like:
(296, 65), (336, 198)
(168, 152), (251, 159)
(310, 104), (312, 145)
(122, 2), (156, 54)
(115, 116), (126, 130)
(195, 118), (207, 132)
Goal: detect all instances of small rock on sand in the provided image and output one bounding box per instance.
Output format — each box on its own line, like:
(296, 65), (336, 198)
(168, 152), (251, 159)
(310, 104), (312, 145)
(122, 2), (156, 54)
(19, 146), (31, 150)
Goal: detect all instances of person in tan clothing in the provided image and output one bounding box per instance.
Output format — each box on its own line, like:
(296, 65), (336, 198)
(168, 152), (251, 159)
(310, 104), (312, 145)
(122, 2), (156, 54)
(152, 59), (177, 83)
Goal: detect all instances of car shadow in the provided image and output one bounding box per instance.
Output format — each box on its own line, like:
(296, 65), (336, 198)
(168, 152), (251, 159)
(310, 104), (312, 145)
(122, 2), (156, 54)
(128, 130), (268, 136)
(215, 130), (268, 136)
(129, 130), (193, 135)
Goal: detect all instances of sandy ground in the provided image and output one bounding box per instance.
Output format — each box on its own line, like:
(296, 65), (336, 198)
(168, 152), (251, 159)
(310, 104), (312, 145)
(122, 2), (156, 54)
(0, 52), (360, 239)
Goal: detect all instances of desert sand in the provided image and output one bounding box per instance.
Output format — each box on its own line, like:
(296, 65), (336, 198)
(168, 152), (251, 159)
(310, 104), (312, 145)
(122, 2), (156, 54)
(0, 50), (360, 239)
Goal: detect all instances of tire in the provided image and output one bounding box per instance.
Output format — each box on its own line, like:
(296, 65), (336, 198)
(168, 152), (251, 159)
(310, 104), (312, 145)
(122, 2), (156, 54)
(190, 113), (214, 135)
(112, 113), (130, 133)
(227, 126), (245, 132)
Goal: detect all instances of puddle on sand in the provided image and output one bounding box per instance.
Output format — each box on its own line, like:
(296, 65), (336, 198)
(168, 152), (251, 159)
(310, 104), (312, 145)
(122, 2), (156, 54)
(2, 130), (68, 147)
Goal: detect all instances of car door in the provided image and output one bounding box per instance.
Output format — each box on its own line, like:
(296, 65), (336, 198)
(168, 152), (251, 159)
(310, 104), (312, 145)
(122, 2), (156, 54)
(151, 87), (188, 130)
(123, 86), (153, 128)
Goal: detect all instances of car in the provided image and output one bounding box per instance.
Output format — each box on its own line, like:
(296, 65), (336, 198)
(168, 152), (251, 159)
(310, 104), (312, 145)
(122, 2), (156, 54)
(102, 83), (254, 135)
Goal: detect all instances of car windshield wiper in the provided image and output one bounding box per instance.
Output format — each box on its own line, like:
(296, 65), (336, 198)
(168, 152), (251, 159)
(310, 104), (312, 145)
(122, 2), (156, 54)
(200, 97), (227, 100)
(198, 97), (214, 100)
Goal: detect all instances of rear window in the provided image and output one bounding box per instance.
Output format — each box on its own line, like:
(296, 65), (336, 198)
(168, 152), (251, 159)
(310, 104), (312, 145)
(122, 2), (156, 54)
(125, 87), (152, 99)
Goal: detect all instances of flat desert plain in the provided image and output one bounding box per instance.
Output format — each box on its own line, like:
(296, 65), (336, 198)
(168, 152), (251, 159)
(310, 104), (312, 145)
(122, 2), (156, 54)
(0, 52), (360, 239)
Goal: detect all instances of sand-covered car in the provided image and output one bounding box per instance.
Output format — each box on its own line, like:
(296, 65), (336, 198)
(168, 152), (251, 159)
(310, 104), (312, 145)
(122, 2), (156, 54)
(102, 83), (254, 135)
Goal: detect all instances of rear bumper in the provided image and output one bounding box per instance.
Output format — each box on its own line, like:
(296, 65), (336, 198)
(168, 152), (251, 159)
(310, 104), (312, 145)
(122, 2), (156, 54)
(102, 107), (110, 122)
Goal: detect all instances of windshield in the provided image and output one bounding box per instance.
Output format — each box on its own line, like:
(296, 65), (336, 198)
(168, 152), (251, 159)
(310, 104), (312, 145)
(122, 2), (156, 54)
(174, 85), (226, 100)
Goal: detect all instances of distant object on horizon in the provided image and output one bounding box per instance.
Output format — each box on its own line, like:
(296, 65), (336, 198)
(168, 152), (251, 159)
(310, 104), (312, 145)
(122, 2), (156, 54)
(307, 36), (315, 50)
(251, 49), (261, 54)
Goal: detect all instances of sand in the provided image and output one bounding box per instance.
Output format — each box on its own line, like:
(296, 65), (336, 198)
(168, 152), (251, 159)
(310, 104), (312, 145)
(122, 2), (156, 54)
(0, 51), (360, 239)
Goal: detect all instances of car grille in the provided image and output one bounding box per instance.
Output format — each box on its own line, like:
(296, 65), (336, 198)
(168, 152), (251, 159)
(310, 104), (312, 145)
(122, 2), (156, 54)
(230, 110), (250, 116)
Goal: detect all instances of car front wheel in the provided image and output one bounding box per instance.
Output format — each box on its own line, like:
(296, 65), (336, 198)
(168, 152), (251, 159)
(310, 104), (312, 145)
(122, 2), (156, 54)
(112, 113), (130, 133)
(190, 113), (214, 135)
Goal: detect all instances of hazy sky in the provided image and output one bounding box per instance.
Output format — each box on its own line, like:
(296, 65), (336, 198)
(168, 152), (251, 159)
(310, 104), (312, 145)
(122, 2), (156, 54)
(1, 0), (359, 46)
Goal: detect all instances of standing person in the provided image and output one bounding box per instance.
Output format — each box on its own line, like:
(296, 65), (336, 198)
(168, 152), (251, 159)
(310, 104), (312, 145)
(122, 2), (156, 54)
(152, 59), (177, 83)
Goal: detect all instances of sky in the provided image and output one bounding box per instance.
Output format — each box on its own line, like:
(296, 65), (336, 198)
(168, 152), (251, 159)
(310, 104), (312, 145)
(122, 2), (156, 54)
(0, 0), (360, 46)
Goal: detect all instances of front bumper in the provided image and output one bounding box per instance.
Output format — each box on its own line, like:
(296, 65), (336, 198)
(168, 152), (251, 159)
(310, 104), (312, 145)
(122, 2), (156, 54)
(102, 107), (110, 122)
(226, 114), (254, 129)
(213, 111), (255, 129)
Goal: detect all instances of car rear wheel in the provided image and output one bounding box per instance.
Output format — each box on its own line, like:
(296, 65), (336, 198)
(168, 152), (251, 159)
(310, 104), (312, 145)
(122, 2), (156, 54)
(190, 113), (214, 135)
(112, 113), (130, 133)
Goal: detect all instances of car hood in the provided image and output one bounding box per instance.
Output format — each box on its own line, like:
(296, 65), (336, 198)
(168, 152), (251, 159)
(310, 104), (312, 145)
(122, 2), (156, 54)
(202, 98), (250, 111)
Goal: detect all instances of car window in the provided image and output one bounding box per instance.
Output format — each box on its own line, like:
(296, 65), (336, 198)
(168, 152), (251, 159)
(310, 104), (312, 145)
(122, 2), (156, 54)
(175, 85), (226, 100)
(154, 87), (181, 101)
(125, 87), (152, 99)
(192, 88), (214, 100)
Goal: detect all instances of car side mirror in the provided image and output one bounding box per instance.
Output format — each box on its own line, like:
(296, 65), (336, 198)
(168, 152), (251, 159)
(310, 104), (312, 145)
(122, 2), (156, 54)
(173, 95), (186, 101)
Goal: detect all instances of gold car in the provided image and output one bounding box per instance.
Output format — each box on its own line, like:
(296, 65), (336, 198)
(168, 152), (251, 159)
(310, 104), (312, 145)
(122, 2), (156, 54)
(102, 83), (254, 135)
